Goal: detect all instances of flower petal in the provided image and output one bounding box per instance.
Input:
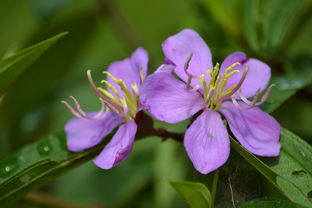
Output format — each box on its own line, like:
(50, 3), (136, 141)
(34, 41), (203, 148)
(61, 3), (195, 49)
(220, 52), (271, 98)
(107, 47), (148, 96)
(219, 101), (281, 156)
(130, 47), (149, 79)
(93, 119), (137, 169)
(162, 29), (213, 86)
(140, 71), (204, 123)
(184, 109), (230, 174)
(65, 112), (124, 152)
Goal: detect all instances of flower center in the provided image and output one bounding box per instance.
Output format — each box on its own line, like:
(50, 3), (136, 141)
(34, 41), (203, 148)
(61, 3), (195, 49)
(87, 70), (139, 121)
(201, 62), (245, 110)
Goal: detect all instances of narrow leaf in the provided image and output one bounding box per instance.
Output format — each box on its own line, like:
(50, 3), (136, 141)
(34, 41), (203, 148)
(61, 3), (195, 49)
(262, 57), (312, 113)
(0, 132), (106, 205)
(231, 128), (312, 207)
(0, 32), (67, 95)
(170, 181), (212, 208)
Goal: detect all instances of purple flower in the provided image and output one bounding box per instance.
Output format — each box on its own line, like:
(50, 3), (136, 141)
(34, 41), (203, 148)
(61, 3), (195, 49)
(140, 29), (280, 174)
(62, 47), (148, 169)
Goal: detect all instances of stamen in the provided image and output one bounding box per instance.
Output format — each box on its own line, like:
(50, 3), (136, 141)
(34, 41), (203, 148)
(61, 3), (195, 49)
(237, 84), (274, 108)
(92, 102), (107, 119)
(139, 66), (145, 83)
(238, 88), (261, 106)
(205, 88), (215, 104)
(131, 83), (139, 96)
(103, 71), (133, 102)
(62, 97), (109, 120)
(256, 84), (274, 105)
(190, 84), (201, 93)
(101, 80), (120, 98)
(87, 70), (123, 113)
(97, 87), (122, 106)
(200, 75), (208, 99)
(215, 65), (249, 103)
(224, 62), (240, 74)
(61, 100), (83, 118)
(231, 95), (254, 110)
(184, 53), (193, 75)
(120, 97), (128, 115)
(69, 96), (86, 116)
(184, 53), (193, 89)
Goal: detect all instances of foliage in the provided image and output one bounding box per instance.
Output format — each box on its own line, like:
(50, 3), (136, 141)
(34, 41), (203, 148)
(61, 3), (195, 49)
(0, 0), (311, 207)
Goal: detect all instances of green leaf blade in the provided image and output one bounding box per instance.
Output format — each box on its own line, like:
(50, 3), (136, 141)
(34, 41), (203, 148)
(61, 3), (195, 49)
(170, 181), (212, 208)
(240, 198), (306, 208)
(0, 132), (103, 205)
(231, 128), (312, 207)
(0, 32), (67, 96)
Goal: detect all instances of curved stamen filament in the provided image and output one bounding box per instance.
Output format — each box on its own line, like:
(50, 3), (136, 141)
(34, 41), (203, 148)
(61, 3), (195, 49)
(87, 70), (123, 113)
(102, 71), (139, 120)
(101, 80), (121, 99)
(238, 88), (261, 106)
(215, 65), (248, 103)
(69, 96), (86, 116)
(200, 62), (241, 110)
(139, 66), (145, 83)
(62, 97), (107, 120)
(235, 84), (275, 109)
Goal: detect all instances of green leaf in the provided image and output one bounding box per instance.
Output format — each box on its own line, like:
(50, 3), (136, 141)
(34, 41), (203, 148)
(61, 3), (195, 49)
(244, 0), (304, 55)
(200, 0), (242, 39)
(170, 181), (212, 208)
(231, 128), (312, 207)
(240, 198), (306, 208)
(262, 57), (312, 113)
(0, 131), (106, 205)
(0, 32), (67, 96)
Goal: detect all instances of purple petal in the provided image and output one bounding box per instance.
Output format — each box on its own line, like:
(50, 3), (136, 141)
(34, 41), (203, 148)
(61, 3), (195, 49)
(107, 47), (148, 96)
(220, 52), (271, 98)
(139, 71), (204, 123)
(93, 119), (137, 169)
(65, 112), (124, 152)
(184, 109), (230, 174)
(130, 47), (149, 79)
(220, 101), (280, 156)
(162, 29), (213, 86)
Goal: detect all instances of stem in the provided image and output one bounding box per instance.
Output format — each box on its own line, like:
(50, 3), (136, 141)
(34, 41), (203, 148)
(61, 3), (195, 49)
(154, 128), (184, 143)
(210, 169), (219, 208)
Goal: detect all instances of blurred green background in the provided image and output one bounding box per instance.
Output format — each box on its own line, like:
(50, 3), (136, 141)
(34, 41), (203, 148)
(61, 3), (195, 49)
(0, 0), (311, 207)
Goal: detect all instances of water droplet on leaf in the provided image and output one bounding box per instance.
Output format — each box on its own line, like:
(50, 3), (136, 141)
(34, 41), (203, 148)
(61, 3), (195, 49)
(37, 139), (53, 156)
(0, 157), (19, 178)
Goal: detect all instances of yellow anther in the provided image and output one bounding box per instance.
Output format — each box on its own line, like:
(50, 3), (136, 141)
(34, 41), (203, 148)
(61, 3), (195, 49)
(200, 75), (208, 99)
(224, 62), (240, 74)
(97, 88), (122, 107)
(103, 71), (122, 84)
(131, 83), (139, 96)
(211, 63), (220, 80)
(225, 70), (240, 78)
(101, 80), (120, 98)
(222, 85), (236, 96)
(103, 71), (133, 102)
(206, 69), (213, 75)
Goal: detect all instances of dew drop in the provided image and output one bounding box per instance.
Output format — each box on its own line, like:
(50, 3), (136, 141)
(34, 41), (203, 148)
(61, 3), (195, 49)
(0, 157), (19, 178)
(37, 139), (53, 156)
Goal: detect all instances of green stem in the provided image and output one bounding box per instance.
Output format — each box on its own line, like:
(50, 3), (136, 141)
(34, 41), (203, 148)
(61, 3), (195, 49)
(210, 169), (219, 208)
